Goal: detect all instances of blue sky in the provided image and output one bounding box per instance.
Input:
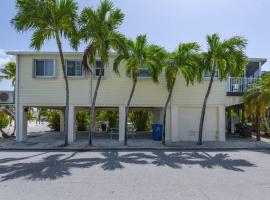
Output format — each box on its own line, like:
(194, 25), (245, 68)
(1, 0), (270, 90)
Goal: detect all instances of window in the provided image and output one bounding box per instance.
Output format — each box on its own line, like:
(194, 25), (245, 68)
(66, 60), (83, 77)
(95, 60), (104, 76)
(204, 65), (219, 79)
(138, 65), (151, 77)
(204, 70), (219, 78)
(34, 60), (55, 77)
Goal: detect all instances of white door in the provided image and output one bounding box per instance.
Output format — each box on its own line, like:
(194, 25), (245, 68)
(176, 107), (218, 141)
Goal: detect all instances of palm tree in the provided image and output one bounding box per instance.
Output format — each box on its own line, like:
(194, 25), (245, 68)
(243, 73), (270, 140)
(0, 61), (16, 136)
(0, 62), (16, 87)
(79, 0), (125, 145)
(113, 35), (166, 145)
(11, 0), (78, 145)
(162, 42), (200, 144)
(197, 33), (248, 145)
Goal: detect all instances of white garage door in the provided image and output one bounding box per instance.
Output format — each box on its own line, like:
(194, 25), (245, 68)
(177, 107), (218, 141)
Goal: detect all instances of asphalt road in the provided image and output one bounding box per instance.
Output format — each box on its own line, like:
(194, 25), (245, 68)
(0, 150), (270, 200)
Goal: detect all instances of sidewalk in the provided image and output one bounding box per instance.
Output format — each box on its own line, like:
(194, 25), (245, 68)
(1, 132), (270, 150)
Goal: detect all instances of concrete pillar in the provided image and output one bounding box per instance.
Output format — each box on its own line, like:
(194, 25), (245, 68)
(171, 105), (178, 142)
(15, 104), (27, 142)
(118, 105), (125, 143)
(218, 105), (226, 142)
(67, 105), (76, 144)
(59, 110), (64, 132)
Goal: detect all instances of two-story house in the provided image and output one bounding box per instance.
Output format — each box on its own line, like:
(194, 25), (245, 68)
(7, 51), (267, 144)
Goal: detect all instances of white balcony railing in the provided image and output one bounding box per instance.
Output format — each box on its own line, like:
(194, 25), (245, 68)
(227, 77), (258, 93)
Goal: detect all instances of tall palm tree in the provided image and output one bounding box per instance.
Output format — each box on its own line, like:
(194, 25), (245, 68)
(12, 0), (78, 145)
(0, 62), (16, 133)
(79, 0), (125, 145)
(243, 73), (270, 140)
(0, 62), (16, 87)
(162, 42), (200, 144)
(113, 35), (166, 145)
(197, 33), (248, 145)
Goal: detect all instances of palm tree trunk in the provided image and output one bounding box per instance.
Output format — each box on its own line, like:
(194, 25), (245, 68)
(3, 106), (15, 137)
(124, 78), (137, 145)
(0, 128), (9, 138)
(198, 68), (215, 145)
(56, 34), (69, 146)
(256, 93), (261, 141)
(264, 117), (270, 135)
(88, 62), (104, 145)
(162, 79), (176, 145)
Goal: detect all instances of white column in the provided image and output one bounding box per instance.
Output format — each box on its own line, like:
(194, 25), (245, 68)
(259, 61), (262, 76)
(59, 110), (64, 132)
(16, 104), (27, 142)
(218, 105), (226, 142)
(118, 105), (125, 143)
(171, 105), (178, 142)
(67, 105), (76, 144)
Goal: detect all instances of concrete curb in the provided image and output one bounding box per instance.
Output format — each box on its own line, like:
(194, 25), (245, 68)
(1, 147), (270, 152)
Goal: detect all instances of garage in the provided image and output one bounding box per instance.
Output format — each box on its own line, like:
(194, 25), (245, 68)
(175, 107), (219, 141)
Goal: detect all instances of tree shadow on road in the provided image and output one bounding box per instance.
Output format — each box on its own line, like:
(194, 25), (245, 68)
(0, 151), (255, 181)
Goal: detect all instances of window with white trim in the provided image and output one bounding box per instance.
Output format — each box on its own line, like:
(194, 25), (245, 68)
(66, 60), (83, 77)
(34, 59), (55, 77)
(204, 65), (219, 79)
(138, 65), (151, 77)
(95, 60), (104, 76)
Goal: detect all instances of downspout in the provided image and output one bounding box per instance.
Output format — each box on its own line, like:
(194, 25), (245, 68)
(90, 71), (93, 108)
(169, 85), (173, 142)
(15, 55), (20, 141)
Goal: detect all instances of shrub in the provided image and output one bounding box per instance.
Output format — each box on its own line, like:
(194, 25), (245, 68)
(0, 111), (9, 129)
(129, 111), (152, 131)
(47, 111), (60, 131)
(96, 111), (118, 128)
(76, 111), (89, 131)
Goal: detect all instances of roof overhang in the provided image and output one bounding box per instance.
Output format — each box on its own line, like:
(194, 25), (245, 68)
(6, 51), (117, 56)
(248, 58), (267, 65)
(6, 51), (267, 66)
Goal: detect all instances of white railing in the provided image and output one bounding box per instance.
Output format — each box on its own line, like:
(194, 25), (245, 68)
(227, 77), (258, 93)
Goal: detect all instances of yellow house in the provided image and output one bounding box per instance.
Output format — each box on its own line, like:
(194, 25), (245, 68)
(7, 51), (267, 144)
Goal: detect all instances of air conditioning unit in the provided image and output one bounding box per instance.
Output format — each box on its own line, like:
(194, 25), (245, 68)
(0, 91), (14, 104)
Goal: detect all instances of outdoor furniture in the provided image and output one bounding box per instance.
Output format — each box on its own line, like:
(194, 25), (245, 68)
(107, 127), (136, 139)
(239, 125), (252, 137)
(235, 123), (252, 137)
(108, 128), (119, 139)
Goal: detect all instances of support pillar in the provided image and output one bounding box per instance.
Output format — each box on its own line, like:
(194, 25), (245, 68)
(242, 104), (245, 124)
(171, 105), (178, 142)
(227, 109), (232, 134)
(15, 104), (27, 142)
(59, 110), (64, 132)
(67, 105), (76, 144)
(118, 105), (125, 143)
(218, 105), (226, 141)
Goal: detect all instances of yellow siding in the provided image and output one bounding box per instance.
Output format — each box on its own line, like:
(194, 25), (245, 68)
(18, 54), (227, 107)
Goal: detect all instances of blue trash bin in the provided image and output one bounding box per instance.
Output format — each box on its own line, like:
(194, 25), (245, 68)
(152, 124), (163, 141)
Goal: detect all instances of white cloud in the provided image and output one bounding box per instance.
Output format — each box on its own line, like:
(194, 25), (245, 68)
(0, 49), (15, 68)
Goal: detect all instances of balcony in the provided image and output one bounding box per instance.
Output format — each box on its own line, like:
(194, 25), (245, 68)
(227, 77), (258, 96)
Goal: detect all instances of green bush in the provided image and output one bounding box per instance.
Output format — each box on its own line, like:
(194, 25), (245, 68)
(47, 111), (60, 131)
(76, 111), (89, 131)
(129, 111), (153, 131)
(96, 111), (118, 128)
(0, 111), (9, 129)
